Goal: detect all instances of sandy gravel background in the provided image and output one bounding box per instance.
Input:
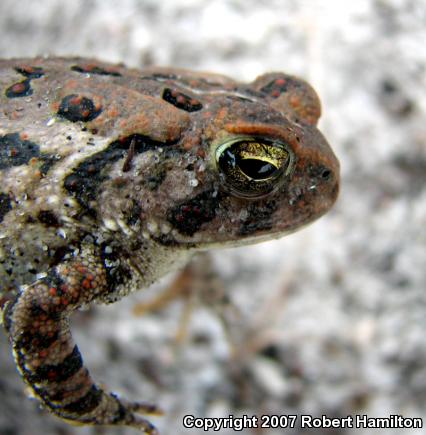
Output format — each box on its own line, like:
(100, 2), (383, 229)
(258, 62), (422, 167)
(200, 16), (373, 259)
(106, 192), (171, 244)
(0, 1), (425, 434)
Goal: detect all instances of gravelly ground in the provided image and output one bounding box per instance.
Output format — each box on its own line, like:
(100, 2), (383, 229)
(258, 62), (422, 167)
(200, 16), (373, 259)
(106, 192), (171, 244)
(0, 1), (425, 434)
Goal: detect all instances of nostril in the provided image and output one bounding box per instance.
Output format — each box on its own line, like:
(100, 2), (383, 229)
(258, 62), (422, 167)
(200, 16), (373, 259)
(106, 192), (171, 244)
(308, 164), (333, 181)
(321, 168), (331, 180)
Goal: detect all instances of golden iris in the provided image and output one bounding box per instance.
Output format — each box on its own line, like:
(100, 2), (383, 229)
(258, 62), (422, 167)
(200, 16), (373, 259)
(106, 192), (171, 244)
(215, 136), (294, 198)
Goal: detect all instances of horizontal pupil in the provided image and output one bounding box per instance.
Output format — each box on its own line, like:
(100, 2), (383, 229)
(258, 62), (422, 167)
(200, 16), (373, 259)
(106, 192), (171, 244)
(238, 158), (277, 179)
(216, 137), (293, 198)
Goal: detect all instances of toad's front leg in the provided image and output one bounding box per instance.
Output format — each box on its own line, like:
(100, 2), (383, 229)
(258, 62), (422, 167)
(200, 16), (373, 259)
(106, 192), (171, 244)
(3, 243), (160, 434)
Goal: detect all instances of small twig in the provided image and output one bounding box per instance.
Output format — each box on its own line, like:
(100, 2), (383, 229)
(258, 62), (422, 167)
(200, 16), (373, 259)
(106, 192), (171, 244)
(122, 137), (136, 172)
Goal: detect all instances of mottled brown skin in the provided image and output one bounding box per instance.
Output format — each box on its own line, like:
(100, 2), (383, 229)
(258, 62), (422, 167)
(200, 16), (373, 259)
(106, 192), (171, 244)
(0, 57), (339, 433)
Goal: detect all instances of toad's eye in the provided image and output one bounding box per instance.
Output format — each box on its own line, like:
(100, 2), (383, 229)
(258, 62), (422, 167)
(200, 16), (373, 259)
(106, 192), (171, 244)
(215, 137), (294, 198)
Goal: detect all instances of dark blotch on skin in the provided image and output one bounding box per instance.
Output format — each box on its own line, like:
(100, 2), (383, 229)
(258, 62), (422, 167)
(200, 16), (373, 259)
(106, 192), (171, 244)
(150, 72), (178, 80)
(16, 330), (60, 353)
(71, 64), (122, 77)
(39, 154), (62, 175)
(0, 133), (40, 169)
(15, 66), (45, 79)
(167, 190), (221, 236)
(162, 88), (203, 112)
(0, 192), (12, 223)
(239, 200), (278, 236)
(27, 346), (83, 384)
(57, 94), (102, 122)
(37, 210), (60, 227)
(260, 77), (302, 98)
(29, 302), (51, 318)
(64, 134), (174, 212)
(62, 384), (103, 414)
(5, 79), (32, 98)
